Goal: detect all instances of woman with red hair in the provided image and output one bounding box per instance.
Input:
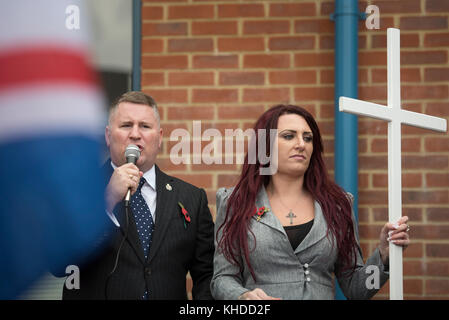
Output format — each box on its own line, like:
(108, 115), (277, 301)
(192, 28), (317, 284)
(211, 104), (410, 300)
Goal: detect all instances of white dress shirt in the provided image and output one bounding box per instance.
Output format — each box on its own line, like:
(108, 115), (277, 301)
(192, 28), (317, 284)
(107, 162), (157, 227)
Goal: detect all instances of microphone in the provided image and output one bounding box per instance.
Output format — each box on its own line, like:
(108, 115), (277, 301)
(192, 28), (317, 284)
(124, 144), (140, 204)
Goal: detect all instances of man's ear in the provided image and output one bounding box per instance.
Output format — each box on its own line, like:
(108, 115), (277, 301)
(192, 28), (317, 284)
(105, 126), (110, 147)
(158, 127), (163, 149)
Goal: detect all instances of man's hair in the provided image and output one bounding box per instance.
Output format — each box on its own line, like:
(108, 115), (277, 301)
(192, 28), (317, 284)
(109, 91), (160, 126)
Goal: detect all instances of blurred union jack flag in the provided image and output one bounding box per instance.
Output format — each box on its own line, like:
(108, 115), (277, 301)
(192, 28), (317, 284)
(0, 0), (110, 298)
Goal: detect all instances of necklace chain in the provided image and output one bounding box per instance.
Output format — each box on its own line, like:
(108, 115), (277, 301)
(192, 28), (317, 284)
(276, 194), (301, 212)
(269, 189), (301, 224)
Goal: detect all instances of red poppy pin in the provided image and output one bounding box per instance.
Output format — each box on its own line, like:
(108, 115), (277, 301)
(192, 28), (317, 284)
(178, 202), (191, 229)
(254, 206), (269, 222)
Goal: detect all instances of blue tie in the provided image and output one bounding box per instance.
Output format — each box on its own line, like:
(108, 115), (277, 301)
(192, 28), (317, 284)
(129, 177), (154, 300)
(130, 177), (154, 259)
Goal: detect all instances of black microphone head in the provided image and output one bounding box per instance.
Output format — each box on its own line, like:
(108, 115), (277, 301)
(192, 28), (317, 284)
(125, 144), (140, 164)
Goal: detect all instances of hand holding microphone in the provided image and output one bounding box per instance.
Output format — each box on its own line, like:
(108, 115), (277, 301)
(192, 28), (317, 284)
(124, 144), (141, 204)
(105, 144), (142, 212)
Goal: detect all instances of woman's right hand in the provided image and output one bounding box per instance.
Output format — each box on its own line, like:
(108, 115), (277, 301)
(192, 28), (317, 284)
(238, 288), (281, 300)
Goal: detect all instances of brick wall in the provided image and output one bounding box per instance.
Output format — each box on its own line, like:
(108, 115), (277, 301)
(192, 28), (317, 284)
(141, 0), (449, 300)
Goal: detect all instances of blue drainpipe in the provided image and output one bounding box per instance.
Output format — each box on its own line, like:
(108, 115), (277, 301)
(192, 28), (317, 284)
(331, 0), (365, 300)
(132, 0), (141, 91)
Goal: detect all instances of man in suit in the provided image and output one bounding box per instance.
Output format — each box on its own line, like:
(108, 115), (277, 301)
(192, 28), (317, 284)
(63, 91), (215, 299)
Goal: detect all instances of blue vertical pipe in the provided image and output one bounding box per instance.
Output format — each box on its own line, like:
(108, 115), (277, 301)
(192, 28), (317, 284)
(331, 0), (363, 300)
(132, 0), (141, 91)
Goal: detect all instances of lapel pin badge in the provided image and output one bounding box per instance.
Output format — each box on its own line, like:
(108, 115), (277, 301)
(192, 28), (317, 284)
(166, 183), (172, 191)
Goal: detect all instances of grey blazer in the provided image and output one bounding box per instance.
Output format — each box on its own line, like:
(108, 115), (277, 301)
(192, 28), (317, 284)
(211, 186), (389, 300)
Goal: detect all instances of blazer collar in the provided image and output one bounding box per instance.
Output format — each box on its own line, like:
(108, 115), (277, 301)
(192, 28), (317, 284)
(146, 164), (178, 263)
(254, 185), (328, 254)
(254, 185), (284, 234)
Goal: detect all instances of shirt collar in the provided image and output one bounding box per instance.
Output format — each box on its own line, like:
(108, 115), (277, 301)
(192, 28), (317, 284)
(110, 161), (156, 191)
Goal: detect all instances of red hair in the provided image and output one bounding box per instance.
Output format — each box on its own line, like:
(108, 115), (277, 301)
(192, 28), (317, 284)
(217, 104), (358, 281)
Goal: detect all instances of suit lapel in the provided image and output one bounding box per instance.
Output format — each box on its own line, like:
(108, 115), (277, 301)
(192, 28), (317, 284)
(253, 185), (285, 235)
(294, 200), (328, 254)
(147, 165), (178, 263)
(116, 202), (146, 263)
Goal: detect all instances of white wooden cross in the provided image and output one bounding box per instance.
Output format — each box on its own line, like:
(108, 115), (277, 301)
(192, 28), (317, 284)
(339, 28), (447, 300)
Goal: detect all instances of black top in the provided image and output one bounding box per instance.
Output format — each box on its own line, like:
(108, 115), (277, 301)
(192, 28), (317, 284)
(284, 219), (314, 251)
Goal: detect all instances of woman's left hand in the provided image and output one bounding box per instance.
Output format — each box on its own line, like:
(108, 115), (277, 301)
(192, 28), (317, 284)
(378, 216), (411, 265)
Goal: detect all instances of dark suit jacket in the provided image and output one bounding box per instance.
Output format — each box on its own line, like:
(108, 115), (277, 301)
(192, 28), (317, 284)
(62, 162), (215, 300)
